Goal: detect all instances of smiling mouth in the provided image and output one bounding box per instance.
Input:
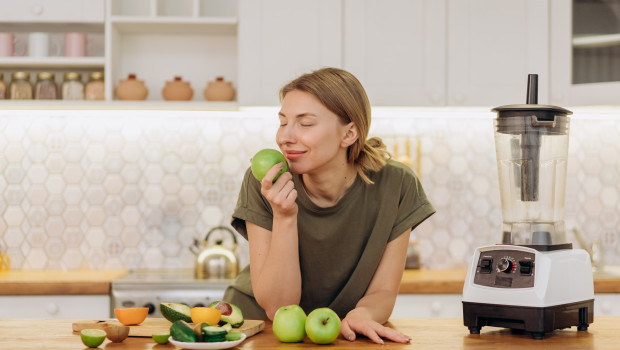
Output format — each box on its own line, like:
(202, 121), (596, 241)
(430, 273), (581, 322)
(285, 150), (305, 160)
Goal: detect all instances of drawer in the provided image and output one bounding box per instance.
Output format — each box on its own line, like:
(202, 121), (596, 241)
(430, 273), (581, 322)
(0, 295), (110, 318)
(0, 0), (104, 23)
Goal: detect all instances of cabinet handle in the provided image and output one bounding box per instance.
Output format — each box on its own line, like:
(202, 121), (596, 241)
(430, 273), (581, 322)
(46, 303), (59, 315)
(430, 301), (443, 315)
(31, 4), (44, 16)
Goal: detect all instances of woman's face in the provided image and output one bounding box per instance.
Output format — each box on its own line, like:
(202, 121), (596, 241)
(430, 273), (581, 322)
(277, 90), (354, 175)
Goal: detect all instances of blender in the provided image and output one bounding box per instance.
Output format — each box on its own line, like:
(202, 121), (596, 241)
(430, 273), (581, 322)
(462, 74), (594, 339)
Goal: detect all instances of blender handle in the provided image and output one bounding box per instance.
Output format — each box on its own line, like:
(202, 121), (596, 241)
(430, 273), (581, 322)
(530, 115), (556, 128)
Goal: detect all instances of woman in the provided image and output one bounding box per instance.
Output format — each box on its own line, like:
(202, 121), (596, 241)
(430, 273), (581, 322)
(224, 67), (435, 344)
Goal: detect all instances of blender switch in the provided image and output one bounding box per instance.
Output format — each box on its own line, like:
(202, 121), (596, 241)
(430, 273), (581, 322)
(478, 258), (493, 273)
(519, 261), (533, 275)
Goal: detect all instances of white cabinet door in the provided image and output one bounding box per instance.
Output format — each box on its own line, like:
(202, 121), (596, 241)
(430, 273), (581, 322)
(343, 0), (446, 106)
(447, 0), (550, 106)
(0, 295), (110, 318)
(549, 0), (620, 106)
(238, 0), (342, 106)
(392, 294), (463, 318)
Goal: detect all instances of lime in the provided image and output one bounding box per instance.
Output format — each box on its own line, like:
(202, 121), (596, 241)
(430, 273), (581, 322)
(152, 332), (171, 345)
(80, 329), (106, 348)
(251, 149), (288, 182)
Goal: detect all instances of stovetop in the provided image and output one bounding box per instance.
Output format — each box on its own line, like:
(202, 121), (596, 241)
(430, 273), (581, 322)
(112, 269), (233, 289)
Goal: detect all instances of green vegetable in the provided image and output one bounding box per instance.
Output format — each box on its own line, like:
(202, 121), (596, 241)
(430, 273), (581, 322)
(170, 320), (197, 343)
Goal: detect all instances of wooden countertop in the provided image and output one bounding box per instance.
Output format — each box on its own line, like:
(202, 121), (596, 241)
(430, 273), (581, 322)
(2, 268), (620, 295)
(399, 268), (620, 294)
(0, 317), (618, 349)
(0, 270), (128, 295)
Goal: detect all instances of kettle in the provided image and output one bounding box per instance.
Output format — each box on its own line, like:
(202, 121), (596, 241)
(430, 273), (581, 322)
(192, 226), (239, 280)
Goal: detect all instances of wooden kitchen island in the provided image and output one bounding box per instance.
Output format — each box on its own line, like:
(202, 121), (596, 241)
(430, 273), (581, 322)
(0, 317), (618, 349)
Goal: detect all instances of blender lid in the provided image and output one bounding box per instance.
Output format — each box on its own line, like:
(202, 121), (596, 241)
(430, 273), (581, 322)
(492, 104), (572, 115)
(492, 74), (572, 116)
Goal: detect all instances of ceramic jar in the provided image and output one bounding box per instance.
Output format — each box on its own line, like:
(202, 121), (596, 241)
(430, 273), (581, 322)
(162, 76), (193, 101)
(115, 73), (148, 100)
(203, 76), (235, 101)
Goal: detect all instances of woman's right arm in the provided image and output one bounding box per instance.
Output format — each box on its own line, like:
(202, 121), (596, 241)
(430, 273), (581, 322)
(247, 164), (301, 319)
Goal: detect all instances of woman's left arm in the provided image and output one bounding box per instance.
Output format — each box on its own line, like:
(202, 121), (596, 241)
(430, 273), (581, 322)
(340, 230), (411, 344)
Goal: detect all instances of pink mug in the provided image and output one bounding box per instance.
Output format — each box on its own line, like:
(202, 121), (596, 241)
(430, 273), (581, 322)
(0, 32), (25, 57)
(64, 32), (95, 57)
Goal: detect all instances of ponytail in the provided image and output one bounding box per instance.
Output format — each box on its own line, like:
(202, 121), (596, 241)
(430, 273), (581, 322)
(352, 137), (391, 184)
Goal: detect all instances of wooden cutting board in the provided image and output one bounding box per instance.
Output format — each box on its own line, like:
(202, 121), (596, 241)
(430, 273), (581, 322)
(72, 318), (265, 338)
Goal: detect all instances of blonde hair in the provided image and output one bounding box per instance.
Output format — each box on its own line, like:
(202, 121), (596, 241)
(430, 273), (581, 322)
(280, 67), (390, 184)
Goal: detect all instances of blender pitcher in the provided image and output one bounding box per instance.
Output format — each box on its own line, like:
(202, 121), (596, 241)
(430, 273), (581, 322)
(493, 74), (572, 248)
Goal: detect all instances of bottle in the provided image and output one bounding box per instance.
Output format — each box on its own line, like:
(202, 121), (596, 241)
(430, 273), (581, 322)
(162, 76), (193, 101)
(34, 72), (58, 100)
(85, 72), (105, 101)
(115, 73), (148, 100)
(203, 76), (235, 101)
(0, 73), (6, 99)
(62, 72), (84, 100)
(9, 72), (33, 100)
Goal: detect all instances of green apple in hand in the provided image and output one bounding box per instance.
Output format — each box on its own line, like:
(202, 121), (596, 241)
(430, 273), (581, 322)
(272, 305), (307, 343)
(251, 149), (288, 182)
(305, 307), (341, 344)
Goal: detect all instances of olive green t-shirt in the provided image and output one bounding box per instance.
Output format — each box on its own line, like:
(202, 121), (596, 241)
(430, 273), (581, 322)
(224, 160), (435, 319)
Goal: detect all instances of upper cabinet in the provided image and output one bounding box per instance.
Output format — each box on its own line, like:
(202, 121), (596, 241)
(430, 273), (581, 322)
(241, 0), (551, 107)
(237, 0), (342, 106)
(342, 0), (446, 106)
(550, 0), (620, 106)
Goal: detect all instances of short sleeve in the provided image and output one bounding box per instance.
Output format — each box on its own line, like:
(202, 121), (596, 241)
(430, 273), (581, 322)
(389, 165), (436, 242)
(231, 167), (274, 240)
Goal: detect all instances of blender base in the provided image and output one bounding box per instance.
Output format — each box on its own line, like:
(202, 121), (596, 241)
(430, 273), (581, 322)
(463, 299), (594, 339)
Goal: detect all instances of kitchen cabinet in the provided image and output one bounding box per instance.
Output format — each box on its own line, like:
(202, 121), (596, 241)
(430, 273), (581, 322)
(549, 0), (620, 106)
(0, 0), (238, 105)
(392, 294), (463, 318)
(0, 295), (110, 318)
(237, 0), (342, 106)
(343, 0), (548, 107)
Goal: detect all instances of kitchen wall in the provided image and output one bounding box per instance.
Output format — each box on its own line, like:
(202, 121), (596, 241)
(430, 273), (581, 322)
(1, 107), (619, 271)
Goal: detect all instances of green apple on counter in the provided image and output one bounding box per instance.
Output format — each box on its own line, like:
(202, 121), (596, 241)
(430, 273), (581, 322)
(305, 308), (341, 345)
(272, 304), (307, 343)
(251, 149), (288, 182)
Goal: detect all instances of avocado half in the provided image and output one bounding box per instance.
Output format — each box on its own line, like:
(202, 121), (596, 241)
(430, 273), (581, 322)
(208, 301), (244, 328)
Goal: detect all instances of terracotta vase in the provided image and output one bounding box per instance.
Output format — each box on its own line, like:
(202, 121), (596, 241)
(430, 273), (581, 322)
(115, 73), (148, 100)
(162, 76), (193, 101)
(203, 76), (235, 101)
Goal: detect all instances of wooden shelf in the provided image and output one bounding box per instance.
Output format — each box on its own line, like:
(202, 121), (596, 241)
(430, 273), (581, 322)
(0, 57), (105, 69)
(0, 100), (238, 110)
(110, 16), (237, 34)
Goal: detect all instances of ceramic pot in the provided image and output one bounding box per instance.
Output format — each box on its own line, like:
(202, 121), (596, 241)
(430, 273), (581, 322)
(162, 76), (193, 101)
(115, 73), (148, 100)
(203, 76), (235, 101)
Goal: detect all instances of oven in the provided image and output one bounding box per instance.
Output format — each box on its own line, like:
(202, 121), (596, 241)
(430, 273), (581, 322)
(110, 269), (232, 318)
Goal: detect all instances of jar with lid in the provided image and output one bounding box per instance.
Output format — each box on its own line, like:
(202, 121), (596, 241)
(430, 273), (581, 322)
(0, 73), (6, 99)
(34, 72), (58, 100)
(85, 72), (104, 101)
(9, 72), (33, 100)
(62, 72), (84, 100)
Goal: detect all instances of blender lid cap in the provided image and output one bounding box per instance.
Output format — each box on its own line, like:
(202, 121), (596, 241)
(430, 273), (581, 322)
(492, 104), (572, 115)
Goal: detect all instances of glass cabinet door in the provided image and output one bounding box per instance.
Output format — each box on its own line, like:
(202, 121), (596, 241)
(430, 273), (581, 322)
(572, 0), (620, 85)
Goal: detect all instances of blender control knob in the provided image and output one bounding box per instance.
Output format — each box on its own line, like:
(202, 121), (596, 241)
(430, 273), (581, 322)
(497, 258), (513, 273)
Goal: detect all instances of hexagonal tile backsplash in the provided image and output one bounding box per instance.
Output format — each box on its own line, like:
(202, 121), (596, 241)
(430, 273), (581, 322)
(1, 108), (619, 271)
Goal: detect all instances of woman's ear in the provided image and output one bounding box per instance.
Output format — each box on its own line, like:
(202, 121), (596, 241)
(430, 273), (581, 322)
(341, 122), (359, 148)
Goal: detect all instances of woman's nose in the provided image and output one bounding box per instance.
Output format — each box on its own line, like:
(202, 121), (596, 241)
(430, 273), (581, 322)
(277, 124), (295, 144)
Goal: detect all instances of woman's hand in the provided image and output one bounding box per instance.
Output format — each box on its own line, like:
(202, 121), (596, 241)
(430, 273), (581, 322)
(341, 309), (411, 344)
(260, 162), (297, 218)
